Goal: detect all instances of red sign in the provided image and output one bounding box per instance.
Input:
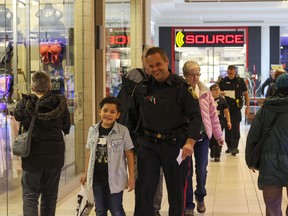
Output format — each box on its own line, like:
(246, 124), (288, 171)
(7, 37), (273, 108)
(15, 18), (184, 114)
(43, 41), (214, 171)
(109, 35), (130, 46)
(175, 31), (244, 47)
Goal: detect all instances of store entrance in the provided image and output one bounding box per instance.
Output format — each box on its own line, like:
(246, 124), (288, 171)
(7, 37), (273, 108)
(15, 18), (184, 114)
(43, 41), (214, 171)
(176, 46), (246, 84)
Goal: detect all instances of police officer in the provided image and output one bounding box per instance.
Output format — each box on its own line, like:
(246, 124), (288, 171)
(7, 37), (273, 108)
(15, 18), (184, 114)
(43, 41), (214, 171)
(218, 65), (250, 155)
(127, 47), (202, 216)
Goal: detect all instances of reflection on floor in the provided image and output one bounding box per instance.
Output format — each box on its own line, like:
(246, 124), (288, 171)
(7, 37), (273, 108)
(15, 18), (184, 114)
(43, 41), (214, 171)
(56, 121), (288, 216)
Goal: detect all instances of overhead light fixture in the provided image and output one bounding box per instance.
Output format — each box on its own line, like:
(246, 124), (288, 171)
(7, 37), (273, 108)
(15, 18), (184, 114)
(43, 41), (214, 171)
(185, 0), (285, 2)
(203, 20), (264, 23)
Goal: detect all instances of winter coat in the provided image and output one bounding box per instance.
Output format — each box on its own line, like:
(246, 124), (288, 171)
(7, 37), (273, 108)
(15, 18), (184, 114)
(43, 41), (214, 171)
(246, 92), (288, 190)
(14, 92), (70, 171)
(197, 81), (223, 141)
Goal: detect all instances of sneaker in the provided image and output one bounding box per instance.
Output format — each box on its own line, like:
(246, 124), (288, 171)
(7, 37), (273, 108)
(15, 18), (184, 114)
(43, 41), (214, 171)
(225, 149), (231, 153)
(154, 211), (161, 216)
(196, 199), (206, 213)
(214, 157), (220, 162)
(231, 148), (239, 156)
(185, 209), (194, 216)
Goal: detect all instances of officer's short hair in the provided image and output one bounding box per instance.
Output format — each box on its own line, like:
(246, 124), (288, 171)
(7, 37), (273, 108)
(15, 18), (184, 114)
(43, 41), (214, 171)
(32, 71), (51, 93)
(182, 60), (201, 77)
(146, 47), (167, 61)
(228, 65), (236, 70)
(99, 96), (121, 112)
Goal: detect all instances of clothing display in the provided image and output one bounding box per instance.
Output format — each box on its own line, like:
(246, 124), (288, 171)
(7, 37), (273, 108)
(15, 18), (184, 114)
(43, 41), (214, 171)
(0, 6), (20, 30)
(40, 42), (63, 65)
(0, 41), (13, 66)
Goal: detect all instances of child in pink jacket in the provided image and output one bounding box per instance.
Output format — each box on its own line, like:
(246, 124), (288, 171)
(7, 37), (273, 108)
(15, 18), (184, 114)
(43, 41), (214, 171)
(183, 60), (224, 216)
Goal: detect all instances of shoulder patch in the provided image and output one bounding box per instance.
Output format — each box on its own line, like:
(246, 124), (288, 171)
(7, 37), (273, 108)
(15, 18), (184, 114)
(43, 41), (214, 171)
(188, 86), (198, 99)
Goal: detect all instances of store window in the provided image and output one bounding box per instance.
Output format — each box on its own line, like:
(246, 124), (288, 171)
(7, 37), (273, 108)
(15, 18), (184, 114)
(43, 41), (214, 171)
(0, 0), (85, 215)
(105, 1), (131, 97)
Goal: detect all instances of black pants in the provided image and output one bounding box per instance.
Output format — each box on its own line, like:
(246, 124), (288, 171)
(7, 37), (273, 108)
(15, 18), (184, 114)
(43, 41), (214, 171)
(134, 136), (189, 216)
(225, 108), (241, 150)
(210, 124), (224, 157)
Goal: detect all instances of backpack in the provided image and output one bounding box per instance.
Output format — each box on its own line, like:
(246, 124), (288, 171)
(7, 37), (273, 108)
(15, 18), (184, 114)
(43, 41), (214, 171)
(117, 68), (145, 125)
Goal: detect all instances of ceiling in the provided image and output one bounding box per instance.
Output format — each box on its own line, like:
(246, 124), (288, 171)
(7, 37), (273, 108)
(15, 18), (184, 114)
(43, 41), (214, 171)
(151, 0), (288, 36)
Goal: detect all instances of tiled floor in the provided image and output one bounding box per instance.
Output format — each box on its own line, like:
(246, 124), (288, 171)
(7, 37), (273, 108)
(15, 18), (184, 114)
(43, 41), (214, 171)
(56, 121), (288, 216)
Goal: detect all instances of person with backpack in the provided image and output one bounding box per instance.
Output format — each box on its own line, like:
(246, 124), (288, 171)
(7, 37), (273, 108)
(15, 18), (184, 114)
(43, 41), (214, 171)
(218, 65), (250, 156)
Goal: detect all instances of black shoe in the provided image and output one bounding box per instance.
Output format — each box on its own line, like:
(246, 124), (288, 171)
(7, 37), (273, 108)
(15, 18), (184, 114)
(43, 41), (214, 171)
(155, 211), (161, 216)
(210, 150), (215, 159)
(225, 149), (231, 153)
(196, 199), (206, 213)
(214, 157), (220, 162)
(231, 148), (239, 156)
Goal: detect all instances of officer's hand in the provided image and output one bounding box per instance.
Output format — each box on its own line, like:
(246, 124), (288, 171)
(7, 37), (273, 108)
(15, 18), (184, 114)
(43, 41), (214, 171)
(227, 122), (232, 130)
(182, 143), (194, 160)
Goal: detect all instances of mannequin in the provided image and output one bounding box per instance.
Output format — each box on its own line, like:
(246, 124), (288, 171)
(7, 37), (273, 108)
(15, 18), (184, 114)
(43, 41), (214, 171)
(0, 5), (20, 30)
(35, 3), (64, 31)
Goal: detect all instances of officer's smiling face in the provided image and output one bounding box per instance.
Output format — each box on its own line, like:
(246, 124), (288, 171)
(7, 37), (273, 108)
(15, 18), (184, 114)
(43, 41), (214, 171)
(146, 53), (170, 82)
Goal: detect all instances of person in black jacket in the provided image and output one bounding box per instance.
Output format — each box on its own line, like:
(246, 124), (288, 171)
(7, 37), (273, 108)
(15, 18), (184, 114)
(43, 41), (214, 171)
(14, 71), (70, 216)
(261, 69), (275, 97)
(127, 47), (202, 216)
(246, 72), (288, 216)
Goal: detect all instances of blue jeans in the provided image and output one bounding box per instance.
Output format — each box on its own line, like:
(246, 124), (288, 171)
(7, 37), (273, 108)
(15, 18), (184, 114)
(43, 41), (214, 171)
(22, 168), (62, 216)
(93, 182), (125, 216)
(186, 135), (209, 210)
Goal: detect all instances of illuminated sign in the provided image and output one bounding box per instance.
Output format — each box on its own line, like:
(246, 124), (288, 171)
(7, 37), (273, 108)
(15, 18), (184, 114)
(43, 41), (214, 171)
(175, 31), (244, 47)
(109, 35), (130, 46)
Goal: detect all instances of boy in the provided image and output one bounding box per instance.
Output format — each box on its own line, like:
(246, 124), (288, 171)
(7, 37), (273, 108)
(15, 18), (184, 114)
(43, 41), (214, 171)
(210, 83), (232, 162)
(81, 96), (134, 215)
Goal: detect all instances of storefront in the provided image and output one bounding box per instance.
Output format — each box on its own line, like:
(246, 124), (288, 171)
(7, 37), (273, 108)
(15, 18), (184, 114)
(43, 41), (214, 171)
(0, 0), (90, 215)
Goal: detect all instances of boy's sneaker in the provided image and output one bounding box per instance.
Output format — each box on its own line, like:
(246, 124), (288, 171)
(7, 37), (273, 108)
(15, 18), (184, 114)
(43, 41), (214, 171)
(214, 157), (220, 162)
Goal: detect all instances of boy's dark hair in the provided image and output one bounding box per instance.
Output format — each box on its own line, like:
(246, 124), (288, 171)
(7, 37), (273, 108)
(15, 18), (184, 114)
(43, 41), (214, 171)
(210, 83), (220, 91)
(99, 96), (121, 112)
(32, 71), (51, 93)
(146, 47), (168, 61)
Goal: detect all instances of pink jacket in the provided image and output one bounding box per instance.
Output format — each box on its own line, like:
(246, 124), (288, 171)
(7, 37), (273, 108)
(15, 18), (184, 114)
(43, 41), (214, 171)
(197, 82), (223, 141)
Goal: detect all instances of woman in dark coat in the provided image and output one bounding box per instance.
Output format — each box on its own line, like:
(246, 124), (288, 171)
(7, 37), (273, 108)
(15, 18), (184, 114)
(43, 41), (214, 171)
(246, 73), (288, 216)
(14, 71), (70, 216)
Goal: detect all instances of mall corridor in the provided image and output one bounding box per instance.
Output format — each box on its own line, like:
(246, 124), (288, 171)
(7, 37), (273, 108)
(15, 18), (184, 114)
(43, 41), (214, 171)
(55, 120), (288, 216)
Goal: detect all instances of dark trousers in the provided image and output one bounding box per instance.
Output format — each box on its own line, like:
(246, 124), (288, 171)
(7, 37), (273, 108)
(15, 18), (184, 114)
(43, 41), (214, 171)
(210, 124), (224, 158)
(22, 168), (62, 216)
(225, 108), (241, 150)
(92, 182), (125, 216)
(186, 135), (209, 210)
(263, 186), (288, 216)
(134, 136), (189, 216)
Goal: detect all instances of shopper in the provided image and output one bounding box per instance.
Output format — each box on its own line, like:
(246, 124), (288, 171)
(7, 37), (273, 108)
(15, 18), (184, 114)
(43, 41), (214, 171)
(218, 65), (249, 155)
(182, 60), (224, 216)
(209, 83), (232, 162)
(14, 71), (71, 216)
(261, 69), (276, 97)
(81, 96), (135, 216)
(246, 72), (288, 216)
(127, 47), (202, 216)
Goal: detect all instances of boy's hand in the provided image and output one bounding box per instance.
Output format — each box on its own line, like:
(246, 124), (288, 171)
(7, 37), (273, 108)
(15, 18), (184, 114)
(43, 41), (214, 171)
(126, 178), (135, 192)
(80, 173), (87, 185)
(217, 139), (224, 146)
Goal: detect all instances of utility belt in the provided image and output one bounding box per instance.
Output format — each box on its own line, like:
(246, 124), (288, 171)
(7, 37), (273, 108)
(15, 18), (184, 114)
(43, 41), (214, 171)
(143, 126), (187, 142)
(229, 98), (243, 109)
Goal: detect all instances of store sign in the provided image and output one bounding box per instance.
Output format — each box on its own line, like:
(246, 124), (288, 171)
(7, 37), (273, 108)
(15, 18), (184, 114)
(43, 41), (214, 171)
(175, 31), (244, 47)
(110, 35), (130, 45)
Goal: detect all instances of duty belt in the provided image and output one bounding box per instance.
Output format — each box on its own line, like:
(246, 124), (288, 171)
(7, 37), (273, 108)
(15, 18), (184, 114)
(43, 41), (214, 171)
(143, 130), (171, 140)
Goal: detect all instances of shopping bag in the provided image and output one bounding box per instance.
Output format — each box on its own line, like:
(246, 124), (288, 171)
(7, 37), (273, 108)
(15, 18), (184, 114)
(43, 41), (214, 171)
(76, 184), (94, 216)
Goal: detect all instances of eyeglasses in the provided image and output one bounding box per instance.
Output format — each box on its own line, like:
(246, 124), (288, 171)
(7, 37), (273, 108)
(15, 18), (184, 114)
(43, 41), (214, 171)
(211, 87), (220, 91)
(186, 73), (201, 78)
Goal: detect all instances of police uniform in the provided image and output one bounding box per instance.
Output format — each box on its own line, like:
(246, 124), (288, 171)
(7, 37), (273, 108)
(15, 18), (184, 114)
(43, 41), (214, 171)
(128, 74), (202, 216)
(218, 76), (247, 153)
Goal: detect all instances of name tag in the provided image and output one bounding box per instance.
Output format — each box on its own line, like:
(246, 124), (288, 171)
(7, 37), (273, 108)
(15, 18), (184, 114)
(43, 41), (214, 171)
(98, 138), (107, 145)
